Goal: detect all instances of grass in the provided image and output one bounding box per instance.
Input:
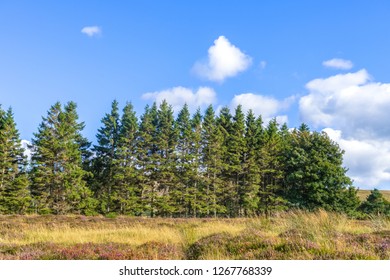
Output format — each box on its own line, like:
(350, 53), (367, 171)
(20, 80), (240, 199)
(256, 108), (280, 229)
(0, 211), (388, 260)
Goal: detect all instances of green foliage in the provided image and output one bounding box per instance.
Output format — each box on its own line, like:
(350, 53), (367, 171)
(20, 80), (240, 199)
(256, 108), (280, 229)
(1, 101), (367, 217)
(283, 125), (357, 213)
(29, 102), (94, 214)
(0, 106), (31, 214)
(359, 189), (390, 216)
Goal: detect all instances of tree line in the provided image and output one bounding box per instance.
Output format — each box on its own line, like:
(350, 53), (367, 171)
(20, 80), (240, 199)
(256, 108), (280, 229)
(0, 101), (389, 217)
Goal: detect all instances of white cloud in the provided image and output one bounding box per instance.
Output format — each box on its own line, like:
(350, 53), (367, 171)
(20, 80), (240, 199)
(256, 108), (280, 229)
(141, 86), (217, 112)
(193, 36), (252, 82)
(322, 58), (353, 70)
(301, 70), (390, 188)
(231, 93), (293, 124)
(260, 61), (267, 70)
(300, 69), (390, 139)
(81, 26), (101, 37)
(323, 128), (390, 189)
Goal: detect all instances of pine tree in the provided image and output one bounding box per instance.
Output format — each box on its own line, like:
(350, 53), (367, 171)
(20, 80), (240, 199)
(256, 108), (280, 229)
(92, 100), (121, 213)
(228, 105), (246, 216)
(189, 108), (204, 217)
(30, 102), (94, 214)
(201, 105), (225, 217)
(136, 103), (159, 217)
(0, 107), (30, 214)
(175, 104), (193, 216)
(241, 110), (261, 215)
(359, 189), (389, 215)
(114, 102), (140, 215)
(154, 100), (177, 216)
(258, 119), (287, 216)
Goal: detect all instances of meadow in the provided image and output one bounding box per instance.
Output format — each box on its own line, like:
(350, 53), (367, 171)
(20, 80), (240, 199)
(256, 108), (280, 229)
(0, 210), (388, 260)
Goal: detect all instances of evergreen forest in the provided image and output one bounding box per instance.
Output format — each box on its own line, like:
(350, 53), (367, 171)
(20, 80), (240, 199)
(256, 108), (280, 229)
(1, 100), (389, 217)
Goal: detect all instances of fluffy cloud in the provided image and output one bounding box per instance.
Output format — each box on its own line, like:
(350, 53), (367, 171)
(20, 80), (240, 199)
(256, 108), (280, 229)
(142, 86), (217, 112)
(231, 93), (293, 124)
(322, 58), (353, 70)
(323, 128), (390, 189)
(193, 36), (252, 82)
(301, 70), (390, 188)
(81, 26), (102, 37)
(300, 69), (390, 139)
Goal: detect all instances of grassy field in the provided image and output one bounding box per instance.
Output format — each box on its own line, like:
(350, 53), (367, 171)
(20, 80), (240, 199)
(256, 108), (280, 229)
(0, 211), (389, 260)
(357, 189), (390, 201)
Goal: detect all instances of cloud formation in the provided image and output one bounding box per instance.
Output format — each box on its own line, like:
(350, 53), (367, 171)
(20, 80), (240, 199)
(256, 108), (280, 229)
(81, 26), (102, 37)
(323, 128), (390, 189)
(322, 58), (353, 70)
(142, 86), (217, 112)
(300, 69), (390, 139)
(193, 36), (252, 82)
(300, 69), (390, 188)
(230, 93), (293, 124)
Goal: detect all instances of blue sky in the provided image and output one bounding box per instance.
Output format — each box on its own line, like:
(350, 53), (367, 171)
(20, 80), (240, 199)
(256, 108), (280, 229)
(1, 1), (390, 189)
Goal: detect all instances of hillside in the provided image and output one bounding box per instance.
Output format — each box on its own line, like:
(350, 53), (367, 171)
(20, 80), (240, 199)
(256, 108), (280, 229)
(357, 190), (390, 201)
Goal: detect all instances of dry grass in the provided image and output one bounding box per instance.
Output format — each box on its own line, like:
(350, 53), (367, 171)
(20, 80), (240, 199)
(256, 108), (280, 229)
(0, 212), (388, 260)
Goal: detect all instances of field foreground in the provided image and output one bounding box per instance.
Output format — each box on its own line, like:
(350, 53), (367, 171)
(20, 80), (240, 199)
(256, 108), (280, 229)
(0, 211), (389, 260)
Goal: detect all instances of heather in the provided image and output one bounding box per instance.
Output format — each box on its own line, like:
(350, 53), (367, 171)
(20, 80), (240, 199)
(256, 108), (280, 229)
(0, 211), (388, 260)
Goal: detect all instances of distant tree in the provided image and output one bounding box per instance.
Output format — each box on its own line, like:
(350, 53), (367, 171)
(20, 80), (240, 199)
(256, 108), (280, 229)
(359, 189), (390, 215)
(30, 102), (95, 214)
(0, 106), (30, 214)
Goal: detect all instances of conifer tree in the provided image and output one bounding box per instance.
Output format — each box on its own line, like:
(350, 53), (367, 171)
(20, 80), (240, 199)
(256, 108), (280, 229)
(284, 124), (355, 211)
(0, 107), (30, 214)
(241, 110), (261, 215)
(136, 103), (159, 216)
(30, 102), (94, 214)
(92, 100), (121, 213)
(258, 119), (287, 216)
(202, 105), (225, 217)
(154, 100), (177, 216)
(114, 102), (140, 215)
(189, 108), (204, 217)
(175, 104), (193, 216)
(228, 105), (246, 216)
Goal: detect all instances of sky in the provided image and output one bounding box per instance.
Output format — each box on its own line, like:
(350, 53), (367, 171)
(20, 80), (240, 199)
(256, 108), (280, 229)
(1, 1), (390, 189)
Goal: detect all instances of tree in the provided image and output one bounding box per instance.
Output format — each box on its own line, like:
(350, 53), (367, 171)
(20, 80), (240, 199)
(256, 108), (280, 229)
(154, 100), (178, 216)
(258, 119), (287, 216)
(284, 124), (356, 211)
(0, 106), (30, 214)
(136, 103), (159, 217)
(30, 102), (94, 214)
(114, 102), (140, 215)
(201, 105), (225, 217)
(241, 110), (262, 216)
(227, 105), (246, 216)
(174, 104), (194, 216)
(91, 100), (121, 213)
(359, 189), (390, 216)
